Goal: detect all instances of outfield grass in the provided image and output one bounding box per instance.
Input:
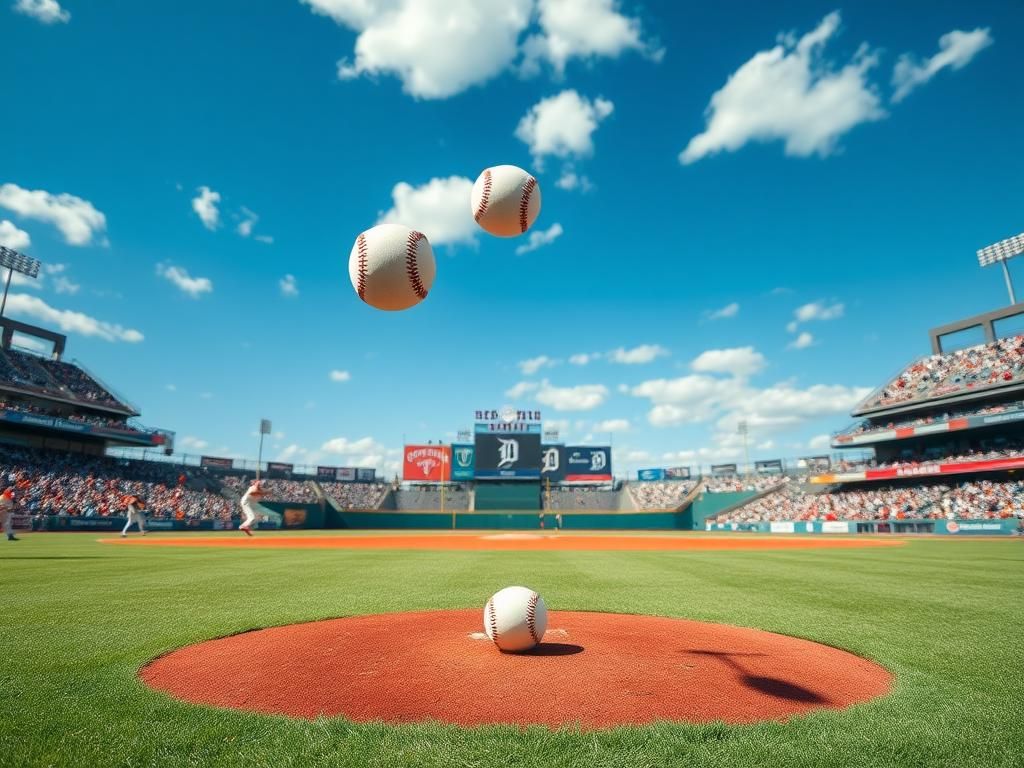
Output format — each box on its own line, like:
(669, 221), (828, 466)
(1, 532), (1021, 768)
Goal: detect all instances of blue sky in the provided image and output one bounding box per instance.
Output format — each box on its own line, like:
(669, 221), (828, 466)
(1, 0), (1021, 478)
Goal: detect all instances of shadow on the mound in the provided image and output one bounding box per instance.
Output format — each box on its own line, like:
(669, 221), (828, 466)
(742, 675), (825, 703)
(520, 642), (584, 656)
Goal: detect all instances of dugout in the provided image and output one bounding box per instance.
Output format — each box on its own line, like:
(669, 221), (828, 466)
(474, 482), (541, 510)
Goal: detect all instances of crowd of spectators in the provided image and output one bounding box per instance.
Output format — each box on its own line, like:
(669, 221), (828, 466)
(544, 486), (617, 510)
(0, 349), (130, 411)
(321, 482), (389, 510)
(841, 399), (1024, 439)
(704, 474), (790, 493)
(862, 336), (1024, 410)
(0, 445), (232, 520)
(717, 478), (1024, 523)
(393, 485), (470, 510)
(219, 475), (319, 502)
(834, 440), (1024, 473)
(0, 398), (134, 430)
(628, 480), (697, 510)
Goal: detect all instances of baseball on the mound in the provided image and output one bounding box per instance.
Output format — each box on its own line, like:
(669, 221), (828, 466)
(471, 165), (542, 238)
(484, 586), (547, 653)
(348, 223), (436, 311)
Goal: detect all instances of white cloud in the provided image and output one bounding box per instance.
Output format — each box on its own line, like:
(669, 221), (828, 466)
(279, 274), (299, 297)
(191, 186), (221, 230)
(179, 436), (209, 451)
(378, 176), (476, 246)
(14, 0), (69, 24)
(254, 234), (274, 245)
(515, 90), (614, 166)
(157, 263), (213, 298)
(329, 369), (351, 382)
(593, 418), (629, 432)
(808, 434), (832, 450)
(608, 344), (668, 365)
(794, 300), (844, 322)
(680, 12), (884, 164)
(515, 222), (564, 255)
(705, 301), (739, 320)
(0, 184), (106, 246)
(319, 435), (391, 470)
(5, 293), (143, 342)
(632, 373), (732, 406)
(690, 346), (765, 378)
(521, 0), (657, 76)
(237, 207), (258, 237)
(53, 275), (80, 294)
(0, 220), (30, 250)
(322, 436), (383, 455)
(518, 355), (557, 375)
(304, 0), (533, 99)
(535, 379), (608, 411)
(892, 28), (992, 103)
(506, 381), (540, 399)
(569, 352), (595, 366)
(789, 331), (814, 350)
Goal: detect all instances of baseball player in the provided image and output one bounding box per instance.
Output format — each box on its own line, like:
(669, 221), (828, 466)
(1, 488), (17, 541)
(121, 494), (147, 537)
(238, 480), (264, 536)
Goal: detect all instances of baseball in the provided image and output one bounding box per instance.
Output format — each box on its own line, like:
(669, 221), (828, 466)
(471, 165), (542, 238)
(349, 223), (436, 311)
(483, 586), (547, 653)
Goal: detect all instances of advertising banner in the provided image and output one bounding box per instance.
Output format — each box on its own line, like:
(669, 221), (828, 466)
(769, 521), (796, 533)
(474, 433), (541, 479)
(266, 462), (293, 475)
(821, 521), (853, 533)
(451, 444), (476, 481)
(756, 459), (784, 474)
(664, 466), (691, 480)
(563, 446), (612, 482)
(799, 456), (831, 471)
(336, 467), (357, 482)
(403, 445), (451, 482)
(317, 466), (336, 479)
(0, 408), (164, 446)
(711, 463), (737, 476)
(356, 468), (376, 482)
(540, 445), (565, 482)
(637, 468), (665, 481)
(475, 422), (542, 434)
(812, 455), (1024, 485)
(201, 456), (234, 469)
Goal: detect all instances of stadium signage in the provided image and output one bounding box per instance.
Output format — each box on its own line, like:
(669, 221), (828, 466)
(755, 459), (784, 474)
(809, 455), (1024, 484)
(266, 462), (293, 475)
(403, 445), (451, 482)
(0, 408), (161, 446)
(474, 407), (543, 433)
(451, 444), (475, 481)
(201, 455), (234, 469)
(637, 468), (665, 481)
(540, 445), (564, 481)
(711, 464), (737, 476)
(563, 446), (612, 482)
(664, 466), (691, 480)
(474, 433), (541, 479)
(356, 468), (376, 482)
(316, 466), (358, 481)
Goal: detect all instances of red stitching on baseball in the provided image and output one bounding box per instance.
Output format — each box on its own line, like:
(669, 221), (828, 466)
(519, 176), (536, 233)
(474, 168), (492, 223)
(486, 599), (499, 647)
(405, 230), (428, 300)
(526, 591), (540, 645)
(356, 233), (368, 302)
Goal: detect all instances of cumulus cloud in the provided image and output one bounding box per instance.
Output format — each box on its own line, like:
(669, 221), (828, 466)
(680, 12), (885, 164)
(157, 263), (213, 298)
(191, 186), (221, 230)
(705, 301), (739, 320)
(329, 369), (351, 382)
(5, 293), (143, 342)
(179, 436), (209, 451)
(789, 331), (814, 349)
(788, 300), (844, 333)
(593, 418), (630, 432)
(378, 176), (476, 246)
(515, 222), (563, 255)
(320, 435), (390, 470)
(279, 274), (299, 297)
(518, 355), (557, 375)
(506, 381), (540, 399)
(892, 27), (992, 103)
(690, 346), (765, 378)
(14, 0), (69, 24)
(0, 184), (106, 246)
(515, 90), (614, 166)
(535, 379), (608, 411)
(569, 353), (595, 366)
(808, 434), (832, 450)
(0, 220), (30, 250)
(608, 344), (668, 365)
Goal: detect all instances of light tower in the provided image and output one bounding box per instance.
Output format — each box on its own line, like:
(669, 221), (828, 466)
(977, 232), (1024, 305)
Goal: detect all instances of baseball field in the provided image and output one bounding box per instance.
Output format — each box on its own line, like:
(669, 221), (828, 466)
(1, 530), (1021, 768)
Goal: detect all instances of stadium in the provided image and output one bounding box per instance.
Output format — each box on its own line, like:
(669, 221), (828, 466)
(4, 3), (1023, 767)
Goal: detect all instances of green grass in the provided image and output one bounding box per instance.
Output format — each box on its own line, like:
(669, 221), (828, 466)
(1, 532), (1022, 767)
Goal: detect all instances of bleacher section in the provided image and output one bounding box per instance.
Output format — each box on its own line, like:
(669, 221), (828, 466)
(0, 348), (135, 413)
(321, 482), (389, 510)
(544, 487), (617, 510)
(393, 486), (471, 510)
(627, 481), (698, 511)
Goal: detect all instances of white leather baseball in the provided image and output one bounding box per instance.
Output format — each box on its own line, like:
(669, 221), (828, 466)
(471, 165), (541, 238)
(349, 223), (435, 311)
(483, 586), (547, 652)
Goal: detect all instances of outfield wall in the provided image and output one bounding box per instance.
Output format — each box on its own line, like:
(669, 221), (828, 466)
(328, 508), (691, 530)
(705, 518), (1021, 535)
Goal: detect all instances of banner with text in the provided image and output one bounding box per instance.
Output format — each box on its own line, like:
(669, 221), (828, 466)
(637, 468), (665, 481)
(563, 446), (612, 482)
(665, 466), (691, 480)
(403, 445), (451, 482)
(451, 444), (475, 481)
(474, 433), (541, 479)
(201, 456), (234, 469)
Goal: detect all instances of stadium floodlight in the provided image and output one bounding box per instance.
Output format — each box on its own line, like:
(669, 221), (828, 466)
(977, 232), (1024, 305)
(0, 245), (42, 318)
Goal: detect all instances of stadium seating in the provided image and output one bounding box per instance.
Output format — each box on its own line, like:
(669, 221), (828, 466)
(833, 441), (1024, 473)
(627, 481), (697, 510)
(839, 398), (1024, 439)
(703, 474), (789, 493)
(0, 349), (132, 411)
(859, 336), (1024, 411)
(392, 486), (470, 510)
(220, 475), (319, 503)
(322, 482), (390, 510)
(544, 487), (618, 510)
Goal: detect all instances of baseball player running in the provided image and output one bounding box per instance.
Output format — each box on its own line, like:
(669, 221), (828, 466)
(1, 488), (17, 541)
(238, 480), (264, 536)
(121, 494), (147, 537)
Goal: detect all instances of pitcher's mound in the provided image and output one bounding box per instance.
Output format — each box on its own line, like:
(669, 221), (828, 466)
(141, 610), (892, 729)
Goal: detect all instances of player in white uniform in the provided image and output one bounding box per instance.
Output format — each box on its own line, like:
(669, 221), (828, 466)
(121, 494), (147, 537)
(1, 488), (17, 541)
(239, 480), (264, 536)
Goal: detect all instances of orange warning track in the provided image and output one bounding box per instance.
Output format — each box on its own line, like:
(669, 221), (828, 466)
(141, 610), (893, 728)
(104, 533), (903, 551)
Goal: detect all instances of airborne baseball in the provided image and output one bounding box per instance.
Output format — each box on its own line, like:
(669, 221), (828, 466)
(484, 586), (547, 652)
(349, 223), (436, 311)
(471, 165), (542, 238)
